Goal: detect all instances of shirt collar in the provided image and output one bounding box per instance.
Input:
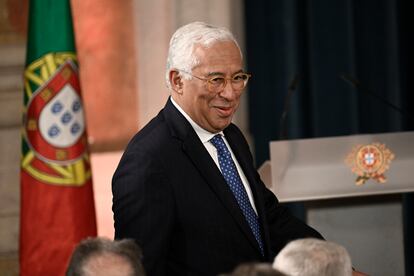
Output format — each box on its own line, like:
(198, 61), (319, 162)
(170, 97), (223, 143)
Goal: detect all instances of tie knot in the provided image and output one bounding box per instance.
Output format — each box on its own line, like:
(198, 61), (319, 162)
(210, 134), (228, 154)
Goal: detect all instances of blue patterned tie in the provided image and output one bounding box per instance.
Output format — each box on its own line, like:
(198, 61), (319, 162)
(210, 134), (264, 256)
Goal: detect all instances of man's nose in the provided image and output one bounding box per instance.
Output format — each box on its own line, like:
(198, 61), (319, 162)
(218, 80), (237, 100)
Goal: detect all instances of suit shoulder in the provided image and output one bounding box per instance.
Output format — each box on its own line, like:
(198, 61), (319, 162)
(124, 110), (171, 154)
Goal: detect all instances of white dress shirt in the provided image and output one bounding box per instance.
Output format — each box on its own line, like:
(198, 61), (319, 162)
(171, 98), (258, 214)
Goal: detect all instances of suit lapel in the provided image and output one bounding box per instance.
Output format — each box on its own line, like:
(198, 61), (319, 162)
(163, 99), (262, 254)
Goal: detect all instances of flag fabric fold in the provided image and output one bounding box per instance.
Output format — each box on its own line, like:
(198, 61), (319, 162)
(20, 1), (97, 275)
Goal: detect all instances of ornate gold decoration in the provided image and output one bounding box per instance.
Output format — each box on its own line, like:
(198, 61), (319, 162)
(345, 143), (395, 185)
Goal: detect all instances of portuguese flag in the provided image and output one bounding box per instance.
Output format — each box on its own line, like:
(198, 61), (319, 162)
(20, 1), (97, 275)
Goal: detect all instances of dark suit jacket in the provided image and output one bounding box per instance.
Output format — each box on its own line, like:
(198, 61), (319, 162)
(112, 98), (322, 276)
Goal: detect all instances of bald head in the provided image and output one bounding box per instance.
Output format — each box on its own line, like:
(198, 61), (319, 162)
(82, 252), (134, 276)
(66, 237), (145, 276)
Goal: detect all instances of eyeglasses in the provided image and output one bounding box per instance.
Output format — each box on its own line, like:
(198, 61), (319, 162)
(177, 69), (251, 93)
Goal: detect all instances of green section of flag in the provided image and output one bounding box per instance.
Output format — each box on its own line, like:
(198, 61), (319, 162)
(26, 0), (76, 65)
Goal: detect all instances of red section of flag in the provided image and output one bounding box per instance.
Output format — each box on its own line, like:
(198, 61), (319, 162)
(20, 171), (96, 275)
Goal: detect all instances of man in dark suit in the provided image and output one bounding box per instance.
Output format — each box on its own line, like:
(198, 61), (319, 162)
(112, 21), (323, 276)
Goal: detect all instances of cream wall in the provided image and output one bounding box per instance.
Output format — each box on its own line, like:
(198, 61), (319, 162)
(0, 43), (24, 274)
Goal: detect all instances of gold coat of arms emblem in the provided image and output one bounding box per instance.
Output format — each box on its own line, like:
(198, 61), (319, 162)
(345, 143), (395, 185)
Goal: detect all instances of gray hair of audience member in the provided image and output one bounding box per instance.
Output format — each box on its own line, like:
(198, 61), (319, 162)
(272, 238), (352, 276)
(66, 237), (145, 276)
(165, 21), (242, 89)
(223, 262), (287, 276)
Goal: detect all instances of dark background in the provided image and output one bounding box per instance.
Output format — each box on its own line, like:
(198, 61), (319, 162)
(244, 0), (414, 274)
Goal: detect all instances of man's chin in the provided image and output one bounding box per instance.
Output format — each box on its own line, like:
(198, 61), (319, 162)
(212, 120), (232, 132)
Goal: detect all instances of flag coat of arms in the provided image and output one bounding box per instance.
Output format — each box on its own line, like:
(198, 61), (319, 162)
(20, 1), (97, 275)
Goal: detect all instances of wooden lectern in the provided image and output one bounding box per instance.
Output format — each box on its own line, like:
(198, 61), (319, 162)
(259, 131), (414, 276)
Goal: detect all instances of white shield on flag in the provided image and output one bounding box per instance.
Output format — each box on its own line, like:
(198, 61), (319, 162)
(25, 61), (88, 163)
(39, 83), (85, 148)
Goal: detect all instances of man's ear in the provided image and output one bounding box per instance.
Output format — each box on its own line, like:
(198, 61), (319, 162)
(170, 70), (183, 94)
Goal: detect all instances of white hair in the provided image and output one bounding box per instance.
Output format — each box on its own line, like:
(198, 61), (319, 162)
(272, 238), (352, 276)
(165, 21), (242, 89)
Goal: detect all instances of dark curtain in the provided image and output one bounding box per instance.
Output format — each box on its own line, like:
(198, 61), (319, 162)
(244, 0), (413, 274)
